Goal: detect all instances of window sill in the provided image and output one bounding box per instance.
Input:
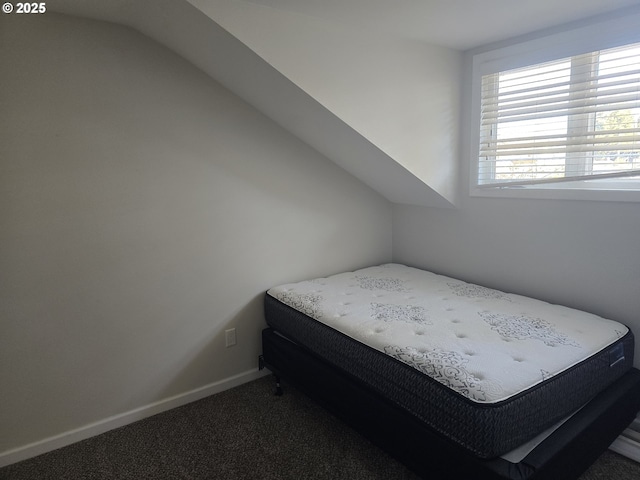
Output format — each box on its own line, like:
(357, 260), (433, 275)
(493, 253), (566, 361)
(470, 181), (640, 203)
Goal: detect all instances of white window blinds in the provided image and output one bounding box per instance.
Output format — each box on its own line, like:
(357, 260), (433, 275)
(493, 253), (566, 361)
(478, 42), (640, 187)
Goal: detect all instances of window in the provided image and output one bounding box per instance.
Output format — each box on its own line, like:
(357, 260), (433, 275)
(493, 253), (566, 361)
(470, 12), (640, 201)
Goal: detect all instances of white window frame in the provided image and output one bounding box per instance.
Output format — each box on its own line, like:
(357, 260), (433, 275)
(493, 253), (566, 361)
(469, 10), (640, 202)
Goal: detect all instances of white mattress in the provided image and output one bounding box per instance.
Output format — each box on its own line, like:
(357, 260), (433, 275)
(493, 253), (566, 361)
(268, 263), (629, 404)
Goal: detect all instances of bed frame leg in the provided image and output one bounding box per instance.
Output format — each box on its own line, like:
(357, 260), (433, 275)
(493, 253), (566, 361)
(274, 374), (283, 396)
(258, 355), (283, 395)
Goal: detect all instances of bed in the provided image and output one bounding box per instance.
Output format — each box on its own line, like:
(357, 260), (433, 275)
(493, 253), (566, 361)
(259, 264), (640, 480)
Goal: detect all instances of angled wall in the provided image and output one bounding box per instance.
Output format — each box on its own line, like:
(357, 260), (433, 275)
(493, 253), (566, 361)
(0, 12), (391, 462)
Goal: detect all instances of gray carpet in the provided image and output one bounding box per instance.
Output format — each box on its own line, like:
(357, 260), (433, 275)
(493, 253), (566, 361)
(2, 375), (639, 479)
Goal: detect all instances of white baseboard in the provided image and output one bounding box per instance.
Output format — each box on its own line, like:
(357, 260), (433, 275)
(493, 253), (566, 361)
(610, 431), (640, 464)
(610, 435), (640, 463)
(0, 368), (270, 468)
(609, 414), (640, 463)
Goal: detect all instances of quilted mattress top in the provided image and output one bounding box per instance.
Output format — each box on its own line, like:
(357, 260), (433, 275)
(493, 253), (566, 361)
(267, 263), (629, 404)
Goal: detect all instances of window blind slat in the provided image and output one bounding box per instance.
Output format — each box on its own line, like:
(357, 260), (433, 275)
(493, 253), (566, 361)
(482, 95), (640, 123)
(481, 143), (640, 157)
(481, 102), (640, 125)
(482, 68), (640, 100)
(480, 128), (640, 145)
(482, 84), (640, 117)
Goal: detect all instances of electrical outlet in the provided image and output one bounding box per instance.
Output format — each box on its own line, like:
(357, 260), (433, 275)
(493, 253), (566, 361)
(225, 328), (236, 347)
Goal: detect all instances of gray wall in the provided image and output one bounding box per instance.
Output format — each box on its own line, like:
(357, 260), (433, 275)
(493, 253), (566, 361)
(0, 13), (391, 454)
(394, 200), (640, 341)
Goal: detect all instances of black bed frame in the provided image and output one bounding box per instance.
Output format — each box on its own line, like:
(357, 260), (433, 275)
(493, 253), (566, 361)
(260, 327), (640, 480)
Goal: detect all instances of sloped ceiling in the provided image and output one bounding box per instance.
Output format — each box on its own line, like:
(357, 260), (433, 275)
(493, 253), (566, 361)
(48, 0), (639, 207)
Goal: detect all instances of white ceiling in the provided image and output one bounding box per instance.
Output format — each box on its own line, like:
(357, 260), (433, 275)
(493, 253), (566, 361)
(49, 0), (640, 50)
(244, 0), (640, 50)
